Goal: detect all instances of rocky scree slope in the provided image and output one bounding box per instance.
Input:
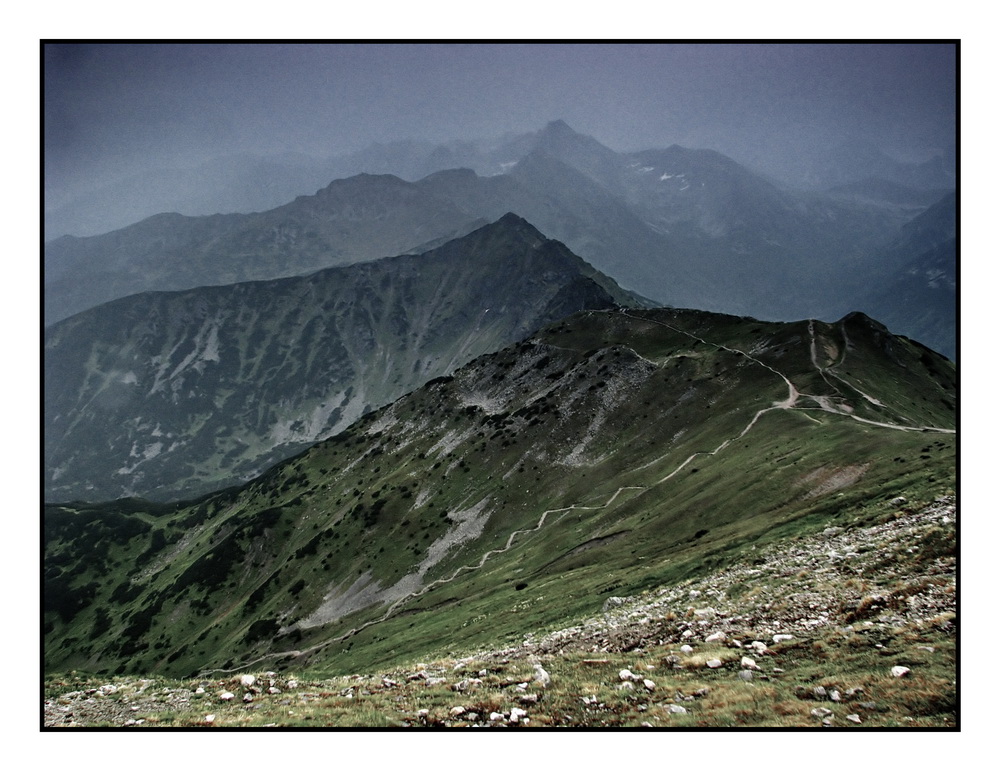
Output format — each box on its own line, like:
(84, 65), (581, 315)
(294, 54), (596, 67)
(45, 495), (955, 727)
(45, 214), (639, 502)
(44, 307), (955, 683)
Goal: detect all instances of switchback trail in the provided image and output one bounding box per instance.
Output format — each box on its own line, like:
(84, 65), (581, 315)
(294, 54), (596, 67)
(203, 311), (953, 676)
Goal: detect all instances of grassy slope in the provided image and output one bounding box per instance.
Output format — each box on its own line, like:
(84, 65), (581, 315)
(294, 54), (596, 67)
(44, 308), (955, 695)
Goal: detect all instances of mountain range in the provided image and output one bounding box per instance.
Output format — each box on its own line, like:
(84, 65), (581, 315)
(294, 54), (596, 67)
(44, 120), (956, 359)
(42, 119), (958, 726)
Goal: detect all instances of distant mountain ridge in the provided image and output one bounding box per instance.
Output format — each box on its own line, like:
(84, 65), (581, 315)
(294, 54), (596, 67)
(44, 215), (642, 502)
(45, 120), (955, 357)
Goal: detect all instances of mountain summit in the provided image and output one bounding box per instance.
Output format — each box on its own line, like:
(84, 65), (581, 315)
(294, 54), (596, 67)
(45, 216), (641, 502)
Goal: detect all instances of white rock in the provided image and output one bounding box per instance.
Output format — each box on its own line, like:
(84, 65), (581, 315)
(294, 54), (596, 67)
(509, 707), (528, 723)
(287, 680), (298, 689)
(219, 691), (235, 701)
(682, 629), (695, 639)
(533, 664), (551, 687)
(750, 641), (768, 652)
(740, 656), (757, 669)
(739, 670), (754, 682)
(489, 712), (504, 722)
(705, 631), (726, 643)
(666, 704), (687, 714)
(243, 692), (253, 703)
(194, 687), (205, 695)
(829, 689), (841, 702)
(450, 706), (466, 717)
(891, 666), (911, 678)
(204, 714), (215, 724)
(268, 687), (281, 695)
(240, 674), (256, 688)
(643, 679), (656, 691)
(847, 713), (862, 724)
(706, 659), (723, 669)
(773, 634), (794, 643)
(680, 645), (694, 654)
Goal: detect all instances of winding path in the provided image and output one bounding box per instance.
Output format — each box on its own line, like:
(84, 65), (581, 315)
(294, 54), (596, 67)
(202, 311), (953, 675)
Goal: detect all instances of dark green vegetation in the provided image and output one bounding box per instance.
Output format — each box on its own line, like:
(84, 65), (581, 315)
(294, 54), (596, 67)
(45, 215), (642, 501)
(44, 307), (955, 687)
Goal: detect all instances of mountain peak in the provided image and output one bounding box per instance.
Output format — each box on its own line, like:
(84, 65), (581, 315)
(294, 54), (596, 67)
(543, 118), (574, 134)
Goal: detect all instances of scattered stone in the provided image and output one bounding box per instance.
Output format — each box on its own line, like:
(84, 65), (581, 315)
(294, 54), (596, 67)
(891, 496), (908, 506)
(740, 656), (758, 670)
(705, 631), (726, 642)
(680, 645), (694, 654)
(811, 707), (832, 717)
(829, 690), (842, 702)
(846, 714), (862, 724)
(243, 693), (253, 703)
(509, 707), (528, 724)
(917, 646), (935, 653)
(681, 629), (695, 639)
(643, 679), (656, 691)
(666, 704), (687, 714)
(813, 686), (828, 699)
(286, 680), (298, 689)
(750, 641), (768, 653)
(268, 687), (281, 695)
(239, 675), (256, 688)
(739, 670), (754, 682)
(194, 687), (205, 695)
(450, 706), (466, 718)
(533, 664), (551, 687)
(603, 596), (628, 611)
(519, 694), (540, 705)
(219, 692), (235, 702)
(773, 634), (794, 643)
(204, 714), (215, 724)
(489, 712), (504, 723)
(706, 659), (723, 669)
(619, 669), (641, 682)
(891, 666), (911, 678)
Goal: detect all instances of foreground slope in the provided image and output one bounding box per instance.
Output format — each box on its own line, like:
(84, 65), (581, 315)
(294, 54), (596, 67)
(45, 215), (639, 501)
(45, 494), (955, 727)
(44, 307), (955, 686)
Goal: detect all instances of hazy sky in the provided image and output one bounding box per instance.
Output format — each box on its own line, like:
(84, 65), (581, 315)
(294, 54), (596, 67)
(44, 42), (956, 194)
